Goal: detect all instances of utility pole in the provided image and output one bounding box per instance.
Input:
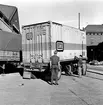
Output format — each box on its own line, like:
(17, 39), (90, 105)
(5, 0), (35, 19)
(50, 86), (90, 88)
(78, 13), (80, 30)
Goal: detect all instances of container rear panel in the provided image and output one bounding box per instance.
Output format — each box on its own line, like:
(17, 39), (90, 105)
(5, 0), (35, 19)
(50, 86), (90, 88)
(22, 23), (51, 63)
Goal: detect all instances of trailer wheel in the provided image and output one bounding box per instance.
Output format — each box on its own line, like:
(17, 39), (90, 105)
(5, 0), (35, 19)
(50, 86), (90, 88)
(58, 65), (62, 80)
(82, 61), (87, 75)
(65, 65), (72, 75)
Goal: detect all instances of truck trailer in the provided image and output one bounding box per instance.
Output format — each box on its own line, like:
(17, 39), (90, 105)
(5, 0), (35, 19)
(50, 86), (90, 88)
(22, 21), (87, 79)
(0, 4), (22, 73)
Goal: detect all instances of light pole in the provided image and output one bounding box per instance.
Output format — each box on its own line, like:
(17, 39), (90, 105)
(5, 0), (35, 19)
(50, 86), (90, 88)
(78, 13), (80, 30)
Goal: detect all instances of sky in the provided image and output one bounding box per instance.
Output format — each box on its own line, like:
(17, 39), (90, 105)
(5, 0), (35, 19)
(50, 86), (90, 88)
(1, 0), (103, 30)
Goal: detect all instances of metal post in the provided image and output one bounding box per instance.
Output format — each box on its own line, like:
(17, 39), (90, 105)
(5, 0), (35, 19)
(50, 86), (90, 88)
(82, 33), (84, 57)
(82, 40), (83, 57)
(29, 40), (31, 62)
(49, 21), (52, 57)
(41, 30), (43, 58)
(78, 13), (80, 30)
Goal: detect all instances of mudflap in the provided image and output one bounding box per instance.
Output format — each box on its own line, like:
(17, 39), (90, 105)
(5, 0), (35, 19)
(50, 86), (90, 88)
(23, 70), (31, 79)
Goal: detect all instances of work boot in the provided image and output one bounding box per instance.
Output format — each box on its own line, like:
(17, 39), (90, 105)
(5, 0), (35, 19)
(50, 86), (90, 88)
(50, 82), (53, 85)
(55, 83), (58, 85)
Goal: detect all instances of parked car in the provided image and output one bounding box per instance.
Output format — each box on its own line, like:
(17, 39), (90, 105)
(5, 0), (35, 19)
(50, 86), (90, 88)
(89, 60), (99, 65)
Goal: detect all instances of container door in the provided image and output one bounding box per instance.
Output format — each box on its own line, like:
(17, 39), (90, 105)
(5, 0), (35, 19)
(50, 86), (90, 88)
(22, 23), (51, 63)
(22, 27), (33, 63)
(41, 24), (51, 63)
(34, 24), (51, 63)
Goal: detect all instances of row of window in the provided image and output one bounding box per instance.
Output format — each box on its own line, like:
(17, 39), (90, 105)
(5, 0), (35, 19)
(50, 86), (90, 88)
(87, 32), (103, 35)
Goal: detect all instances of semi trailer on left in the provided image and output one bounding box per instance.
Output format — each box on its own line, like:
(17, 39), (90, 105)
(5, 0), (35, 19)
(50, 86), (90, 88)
(0, 4), (22, 73)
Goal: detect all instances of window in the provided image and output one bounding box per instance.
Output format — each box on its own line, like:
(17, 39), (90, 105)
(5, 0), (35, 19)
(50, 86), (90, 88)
(0, 18), (12, 32)
(89, 33), (91, 35)
(93, 33), (95, 35)
(56, 41), (64, 52)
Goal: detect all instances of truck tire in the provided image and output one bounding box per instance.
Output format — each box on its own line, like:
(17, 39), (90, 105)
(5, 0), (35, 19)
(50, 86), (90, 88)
(82, 61), (87, 75)
(58, 66), (62, 80)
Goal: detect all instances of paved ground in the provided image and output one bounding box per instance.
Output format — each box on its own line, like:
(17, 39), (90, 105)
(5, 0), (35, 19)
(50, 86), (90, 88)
(87, 64), (103, 74)
(0, 71), (103, 105)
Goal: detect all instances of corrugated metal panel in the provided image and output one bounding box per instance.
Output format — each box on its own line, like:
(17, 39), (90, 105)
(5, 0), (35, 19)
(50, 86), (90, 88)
(22, 23), (51, 63)
(51, 23), (62, 42)
(51, 22), (87, 59)
(22, 21), (87, 63)
(61, 26), (82, 44)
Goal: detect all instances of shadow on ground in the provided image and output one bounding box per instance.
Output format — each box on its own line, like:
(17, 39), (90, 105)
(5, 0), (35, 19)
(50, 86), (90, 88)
(0, 67), (52, 84)
(0, 66), (79, 84)
(18, 68), (52, 84)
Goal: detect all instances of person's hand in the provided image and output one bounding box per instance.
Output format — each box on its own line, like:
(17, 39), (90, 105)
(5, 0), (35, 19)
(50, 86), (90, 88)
(50, 66), (52, 71)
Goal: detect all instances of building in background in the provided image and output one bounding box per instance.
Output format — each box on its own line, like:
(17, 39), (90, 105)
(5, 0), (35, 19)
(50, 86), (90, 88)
(85, 25), (103, 61)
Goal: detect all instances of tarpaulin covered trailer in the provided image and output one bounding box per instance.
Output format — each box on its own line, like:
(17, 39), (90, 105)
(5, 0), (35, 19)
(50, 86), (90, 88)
(0, 4), (22, 73)
(0, 4), (21, 62)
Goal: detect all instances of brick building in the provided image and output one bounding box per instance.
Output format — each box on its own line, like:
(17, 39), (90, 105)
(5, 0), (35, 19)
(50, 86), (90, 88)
(85, 25), (103, 61)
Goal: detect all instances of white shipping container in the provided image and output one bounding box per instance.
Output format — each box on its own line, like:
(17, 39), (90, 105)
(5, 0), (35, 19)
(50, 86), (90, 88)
(22, 21), (86, 63)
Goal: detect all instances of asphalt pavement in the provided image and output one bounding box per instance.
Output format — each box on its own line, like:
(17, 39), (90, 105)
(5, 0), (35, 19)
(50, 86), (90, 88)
(0, 70), (103, 105)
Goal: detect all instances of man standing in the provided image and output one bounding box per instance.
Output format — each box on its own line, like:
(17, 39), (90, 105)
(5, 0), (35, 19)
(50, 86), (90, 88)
(78, 55), (83, 78)
(50, 51), (60, 85)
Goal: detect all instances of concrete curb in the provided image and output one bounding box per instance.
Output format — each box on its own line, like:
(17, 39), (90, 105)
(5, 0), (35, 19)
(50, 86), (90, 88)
(0, 73), (21, 78)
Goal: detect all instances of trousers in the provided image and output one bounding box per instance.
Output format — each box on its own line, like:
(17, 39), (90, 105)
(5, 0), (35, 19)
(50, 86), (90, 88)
(78, 66), (82, 77)
(51, 65), (59, 84)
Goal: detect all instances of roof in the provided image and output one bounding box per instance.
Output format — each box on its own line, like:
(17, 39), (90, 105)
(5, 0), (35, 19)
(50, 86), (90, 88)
(22, 21), (84, 32)
(85, 25), (103, 33)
